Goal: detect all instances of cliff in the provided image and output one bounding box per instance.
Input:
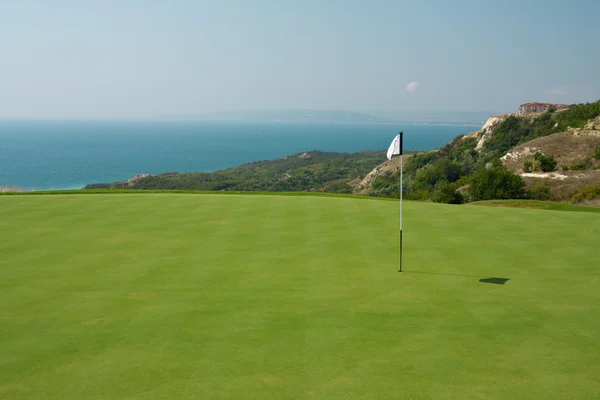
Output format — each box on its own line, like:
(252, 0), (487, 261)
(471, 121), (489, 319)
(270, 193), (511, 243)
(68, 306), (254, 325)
(474, 115), (510, 151)
(355, 100), (600, 203)
(353, 155), (413, 195)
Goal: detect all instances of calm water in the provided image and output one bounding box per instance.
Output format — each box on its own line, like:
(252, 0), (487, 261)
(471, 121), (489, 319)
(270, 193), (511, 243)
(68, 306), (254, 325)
(0, 120), (479, 190)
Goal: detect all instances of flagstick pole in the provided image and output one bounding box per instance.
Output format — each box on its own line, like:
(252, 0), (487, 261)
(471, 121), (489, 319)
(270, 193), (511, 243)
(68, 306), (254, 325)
(399, 132), (403, 272)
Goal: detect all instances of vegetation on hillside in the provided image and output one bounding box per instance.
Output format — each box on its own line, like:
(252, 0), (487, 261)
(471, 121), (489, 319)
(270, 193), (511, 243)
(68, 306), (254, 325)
(523, 152), (557, 173)
(369, 100), (600, 204)
(478, 100), (600, 163)
(85, 151), (387, 193)
(571, 186), (600, 204)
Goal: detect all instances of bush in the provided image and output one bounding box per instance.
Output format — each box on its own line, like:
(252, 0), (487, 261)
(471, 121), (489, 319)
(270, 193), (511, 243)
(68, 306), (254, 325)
(570, 156), (593, 171)
(370, 175), (399, 198)
(432, 181), (464, 204)
(572, 193), (584, 203)
(523, 160), (533, 173)
(527, 184), (553, 200)
(410, 158), (462, 193)
(581, 186), (600, 200)
(593, 144), (600, 160)
(570, 186), (600, 203)
(467, 167), (526, 202)
(323, 179), (352, 194)
(533, 152), (557, 172)
(405, 189), (434, 201)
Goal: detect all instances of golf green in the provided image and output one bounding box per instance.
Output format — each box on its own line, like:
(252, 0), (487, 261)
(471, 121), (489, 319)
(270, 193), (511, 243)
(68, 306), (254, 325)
(1, 194), (599, 399)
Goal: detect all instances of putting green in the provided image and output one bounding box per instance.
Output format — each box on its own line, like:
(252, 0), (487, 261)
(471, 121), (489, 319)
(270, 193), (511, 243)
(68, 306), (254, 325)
(1, 194), (599, 399)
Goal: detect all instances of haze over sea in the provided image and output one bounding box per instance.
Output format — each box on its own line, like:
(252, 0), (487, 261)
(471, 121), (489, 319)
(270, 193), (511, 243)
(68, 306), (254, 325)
(0, 120), (479, 190)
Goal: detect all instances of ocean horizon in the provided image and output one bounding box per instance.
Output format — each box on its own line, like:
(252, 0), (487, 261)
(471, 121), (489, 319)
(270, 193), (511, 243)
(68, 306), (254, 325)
(1, 120), (480, 190)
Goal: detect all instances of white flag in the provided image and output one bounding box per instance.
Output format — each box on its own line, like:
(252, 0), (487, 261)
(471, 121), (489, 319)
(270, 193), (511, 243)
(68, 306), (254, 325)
(386, 133), (402, 160)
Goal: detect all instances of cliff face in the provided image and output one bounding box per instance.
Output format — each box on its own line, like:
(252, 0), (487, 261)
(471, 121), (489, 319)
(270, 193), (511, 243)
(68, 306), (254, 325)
(475, 115), (509, 151)
(353, 156), (412, 195)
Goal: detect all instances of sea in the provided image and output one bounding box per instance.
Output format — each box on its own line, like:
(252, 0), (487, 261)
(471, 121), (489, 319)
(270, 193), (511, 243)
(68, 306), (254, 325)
(0, 120), (480, 190)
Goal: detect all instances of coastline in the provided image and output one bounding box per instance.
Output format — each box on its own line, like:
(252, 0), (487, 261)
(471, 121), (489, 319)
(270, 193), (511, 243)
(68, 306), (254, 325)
(1, 121), (478, 189)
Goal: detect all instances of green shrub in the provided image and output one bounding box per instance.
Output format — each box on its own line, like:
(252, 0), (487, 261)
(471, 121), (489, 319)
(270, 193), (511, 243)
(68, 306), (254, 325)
(570, 156), (593, 171)
(533, 152), (557, 172)
(432, 181), (464, 204)
(581, 186), (600, 200)
(528, 184), (553, 200)
(468, 167), (526, 202)
(572, 193), (584, 203)
(523, 160), (533, 173)
(405, 189), (434, 201)
(570, 186), (600, 203)
(370, 175), (399, 198)
(323, 179), (352, 194)
(410, 158), (462, 193)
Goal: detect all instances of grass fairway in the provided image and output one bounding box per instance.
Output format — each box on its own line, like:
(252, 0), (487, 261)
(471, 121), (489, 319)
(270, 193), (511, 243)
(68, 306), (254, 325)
(1, 194), (599, 399)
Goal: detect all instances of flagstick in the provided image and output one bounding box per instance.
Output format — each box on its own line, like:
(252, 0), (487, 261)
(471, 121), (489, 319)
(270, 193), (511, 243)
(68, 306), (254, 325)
(399, 152), (403, 272)
(386, 131), (404, 273)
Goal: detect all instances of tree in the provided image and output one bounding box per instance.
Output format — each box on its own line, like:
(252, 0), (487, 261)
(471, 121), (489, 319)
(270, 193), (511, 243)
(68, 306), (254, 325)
(432, 181), (464, 204)
(533, 152), (557, 172)
(467, 167), (526, 201)
(528, 184), (552, 200)
(411, 157), (462, 194)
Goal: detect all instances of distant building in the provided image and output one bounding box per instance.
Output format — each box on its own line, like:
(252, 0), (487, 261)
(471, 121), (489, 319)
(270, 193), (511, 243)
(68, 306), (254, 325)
(517, 102), (568, 115)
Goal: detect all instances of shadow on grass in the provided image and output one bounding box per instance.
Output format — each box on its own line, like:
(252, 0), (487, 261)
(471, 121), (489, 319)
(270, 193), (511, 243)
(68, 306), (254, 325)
(403, 271), (510, 285)
(479, 277), (510, 285)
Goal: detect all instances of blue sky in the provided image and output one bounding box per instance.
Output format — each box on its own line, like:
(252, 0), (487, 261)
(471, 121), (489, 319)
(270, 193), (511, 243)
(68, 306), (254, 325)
(1, 0), (598, 119)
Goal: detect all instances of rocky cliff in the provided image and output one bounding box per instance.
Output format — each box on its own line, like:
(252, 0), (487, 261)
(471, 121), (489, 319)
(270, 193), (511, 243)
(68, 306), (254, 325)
(475, 115), (510, 151)
(353, 155), (412, 195)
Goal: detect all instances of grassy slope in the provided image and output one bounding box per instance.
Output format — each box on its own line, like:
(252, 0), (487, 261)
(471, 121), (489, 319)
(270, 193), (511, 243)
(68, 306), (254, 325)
(1, 194), (599, 399)
(469, 199), (600, 213)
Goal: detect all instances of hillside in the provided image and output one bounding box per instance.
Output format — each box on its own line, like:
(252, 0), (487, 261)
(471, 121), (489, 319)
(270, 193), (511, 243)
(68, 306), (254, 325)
(353, 154), (413, 195)
(501, 129), (600, 201)
(359, 100), (600, 205)
(85, 150), (388, 193)
(1, 194), (599, 399)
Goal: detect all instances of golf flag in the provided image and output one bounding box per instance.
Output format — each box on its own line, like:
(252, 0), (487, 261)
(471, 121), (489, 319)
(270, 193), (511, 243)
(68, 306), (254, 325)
(387, 132), (403, 160)
(387, 132), (404, 272)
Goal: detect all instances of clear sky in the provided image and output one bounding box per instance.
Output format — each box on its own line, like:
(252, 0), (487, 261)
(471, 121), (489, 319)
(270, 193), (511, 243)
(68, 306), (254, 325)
(1, 0), (599, 119)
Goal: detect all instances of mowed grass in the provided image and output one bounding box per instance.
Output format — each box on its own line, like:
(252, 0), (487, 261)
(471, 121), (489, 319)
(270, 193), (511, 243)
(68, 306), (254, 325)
(1, 194), (599, 400)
